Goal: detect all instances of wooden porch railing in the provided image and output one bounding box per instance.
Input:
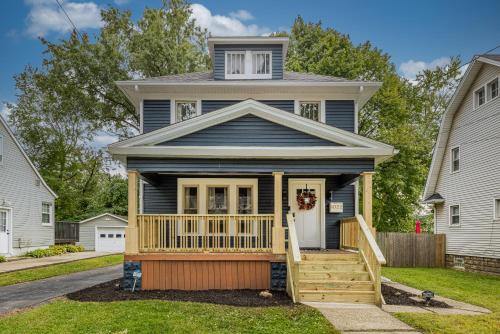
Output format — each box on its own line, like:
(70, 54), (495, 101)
(286, 213), (301, 303)
(341, 215), (386, 306)
(137, 214), (274, 253)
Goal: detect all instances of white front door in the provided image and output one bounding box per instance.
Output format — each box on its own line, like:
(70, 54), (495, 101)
(288, 179), (324, 248)
(0, 210), (10, 254)
(96, 227), (126, 252)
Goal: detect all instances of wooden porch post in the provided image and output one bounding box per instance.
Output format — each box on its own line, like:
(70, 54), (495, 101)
(126, 170), (139, 254)
(272, 172), (286, 254)
(362, 172), (375, 231)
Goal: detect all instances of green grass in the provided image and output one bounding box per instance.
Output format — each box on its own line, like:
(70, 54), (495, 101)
(383, 267), (500, 334)
(0, 254), (123, 287)
(0, 299), (338, 334)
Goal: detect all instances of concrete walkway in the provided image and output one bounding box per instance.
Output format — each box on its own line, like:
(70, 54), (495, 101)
(0, 265), (121, 315)
(303, 302), (420, 334)
(0, 252), (117, 273)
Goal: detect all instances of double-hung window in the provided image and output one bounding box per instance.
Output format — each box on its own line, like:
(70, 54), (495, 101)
(474, 87), (486, 109)
(451, 147), (460, 173)
(225, 51), (272, 79)
(449, 205), (460, 226)
(494, 198), (500, 220)
(42, 202), (52, 225)
(487, 78), (499, 101)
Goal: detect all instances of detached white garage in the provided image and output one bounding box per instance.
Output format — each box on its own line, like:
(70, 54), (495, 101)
(77, 213), (128, 252)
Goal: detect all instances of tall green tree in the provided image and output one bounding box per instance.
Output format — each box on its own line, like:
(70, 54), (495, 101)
(283, 17), (461, 231)
(8, 0), (209, 220)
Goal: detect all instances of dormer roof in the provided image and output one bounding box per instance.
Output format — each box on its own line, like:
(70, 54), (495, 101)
(208, 36), (289, 60)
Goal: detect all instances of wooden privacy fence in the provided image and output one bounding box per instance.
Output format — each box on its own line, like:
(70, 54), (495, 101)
(55, 222), (79, 244)
(376, 232), (446, 267)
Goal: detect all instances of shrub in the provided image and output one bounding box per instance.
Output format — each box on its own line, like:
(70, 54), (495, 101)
(25, 244), (84, 258)
(0, 255), (6, 263)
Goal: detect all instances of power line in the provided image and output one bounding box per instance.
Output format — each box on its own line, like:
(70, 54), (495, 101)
(54, 0), (83, 40)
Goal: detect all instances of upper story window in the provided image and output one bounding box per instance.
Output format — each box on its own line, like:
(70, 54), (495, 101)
(175, 101), (199, 123)
(0, 134), (3, 165)
(487, 78), (498, 101)
(494, 198), (500, 220)
(295, 101), (325, 122)
(451, 146), (460, 173)
(225, 51), (272, 79)
(474, 87), (485, 108)
(42, 202), (53, 225)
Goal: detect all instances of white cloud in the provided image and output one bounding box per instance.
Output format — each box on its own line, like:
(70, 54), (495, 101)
(229, 9), (254, 21)
(0, 103), (12, 120)
(93, 133), (117, 147)
(25, 0), (103, 37)
(190, 4), (269, 36)
(399, 57), (451, 80)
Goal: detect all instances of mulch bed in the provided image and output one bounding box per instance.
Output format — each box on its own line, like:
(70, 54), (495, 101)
(382, 284), (450, 308)
(67, 279), (293, 307)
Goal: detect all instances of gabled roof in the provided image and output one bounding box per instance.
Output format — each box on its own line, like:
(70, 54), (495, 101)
(109, 99), (397, 164)
(422, 193), (445, 204)
(424, 55), (500, 199)
(0, 115), (57, 198)
(77, 213), (128, 224)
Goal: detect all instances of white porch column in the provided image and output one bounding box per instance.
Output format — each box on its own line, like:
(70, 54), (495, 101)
(126, 170), (139, 254)
(272, 172), (286, 254)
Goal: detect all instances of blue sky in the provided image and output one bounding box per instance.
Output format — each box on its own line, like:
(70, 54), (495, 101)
(1, 0), (500, 112)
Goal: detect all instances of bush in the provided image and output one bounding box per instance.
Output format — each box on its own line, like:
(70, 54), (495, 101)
(25, 244), (84, 258)
(0, 255), (6, 263)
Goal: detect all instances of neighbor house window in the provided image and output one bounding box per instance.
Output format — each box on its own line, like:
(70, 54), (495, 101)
(299, 102), (321, 121)
(449, 205), (460, 226)
(42, 202), (52, 225)
(226, 52), (245, 75)
(451, 147), (460, 172)
(175, 101), (198, 122)
(494, 199), (500, 220)
(474, 87), (486, 108)
(487, 78), (499, 101)
(0, 134), (3, 165)
(251, 52), (271, 75)
(183, 187), (198, 214)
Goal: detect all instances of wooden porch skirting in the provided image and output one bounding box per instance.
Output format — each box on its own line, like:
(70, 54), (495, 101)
(125, 253), (284, 290)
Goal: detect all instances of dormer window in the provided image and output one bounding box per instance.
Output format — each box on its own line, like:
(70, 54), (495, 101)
(225, 51), (272, 79)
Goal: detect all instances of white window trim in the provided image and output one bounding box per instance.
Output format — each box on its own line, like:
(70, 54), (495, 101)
(294, 100), (326, 123)
(170, 99), (202, 124)
(450, 145), (460, 174)
(0, 134), (4, 166)
(225, 50), (272, 80)
(449, 204), (460, 227)
(473, 75), (499, 110)
(41, 202), (54, 226)
(493, 198), (500, 221)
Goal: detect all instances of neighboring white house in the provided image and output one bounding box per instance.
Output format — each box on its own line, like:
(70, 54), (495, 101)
(0, 115), (57, 256)
(424, 55), (500, 274)
(77, 213), (127, 252)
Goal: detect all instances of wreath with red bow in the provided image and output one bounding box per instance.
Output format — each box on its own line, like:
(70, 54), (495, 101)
(296, 190), (317, 210)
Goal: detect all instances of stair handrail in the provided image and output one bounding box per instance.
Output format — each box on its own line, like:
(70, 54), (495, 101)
(355, 214), (386, 265)
(286, 213), (301, 302)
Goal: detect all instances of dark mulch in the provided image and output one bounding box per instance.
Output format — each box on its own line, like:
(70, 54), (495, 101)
(67, 279), (293, 307)
(382, 284), (450, 308)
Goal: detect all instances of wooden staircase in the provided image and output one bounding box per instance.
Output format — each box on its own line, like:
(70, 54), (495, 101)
(297, 252), (376, 304)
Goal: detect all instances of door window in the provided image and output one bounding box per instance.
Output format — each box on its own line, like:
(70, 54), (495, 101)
(0, 211), (6, 232)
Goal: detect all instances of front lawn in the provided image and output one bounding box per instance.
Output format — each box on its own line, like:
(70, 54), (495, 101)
(0, 299), (338, 334)
(0, 254), (123, 287)
(383, 267), (500, 334)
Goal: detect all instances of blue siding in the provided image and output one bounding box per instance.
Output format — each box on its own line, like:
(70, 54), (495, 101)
(325, 100), (355, 132)
(127, 158), (374, 174)
(213, 44), (283, 80)
(161, 115), (340, 147)
(202, 100), (294, 114)
(142, 174), (355, 249)
(143, 100), (170, 133)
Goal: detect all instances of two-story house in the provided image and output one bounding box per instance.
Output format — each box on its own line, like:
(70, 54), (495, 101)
(0, 115), (57, 256)
(109, 36), (395, 304)
(424, 55), (500, 275)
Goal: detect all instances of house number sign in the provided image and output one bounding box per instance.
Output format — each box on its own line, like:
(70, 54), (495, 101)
(329, 202), (343, 213)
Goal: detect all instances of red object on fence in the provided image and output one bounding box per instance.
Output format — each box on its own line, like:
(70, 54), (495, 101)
(415, 220), (422, 234)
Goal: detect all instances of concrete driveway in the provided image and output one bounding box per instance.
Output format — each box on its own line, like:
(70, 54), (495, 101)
(0, 265), (121, 315)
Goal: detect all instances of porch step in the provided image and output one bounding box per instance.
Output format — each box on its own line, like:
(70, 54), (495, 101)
(298, 280), (374, 291)
(298, 289), (376, 303)
(300, 263), (365, 271)
(301, 253), (359, 261)
(299, 270), (371, 281)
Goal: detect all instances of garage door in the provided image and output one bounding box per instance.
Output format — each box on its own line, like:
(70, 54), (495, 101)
(96, 227), (125, 252)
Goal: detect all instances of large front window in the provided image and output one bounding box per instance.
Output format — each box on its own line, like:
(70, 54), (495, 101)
(183, 187), (198, 214)
(207, 187), (228, 214)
